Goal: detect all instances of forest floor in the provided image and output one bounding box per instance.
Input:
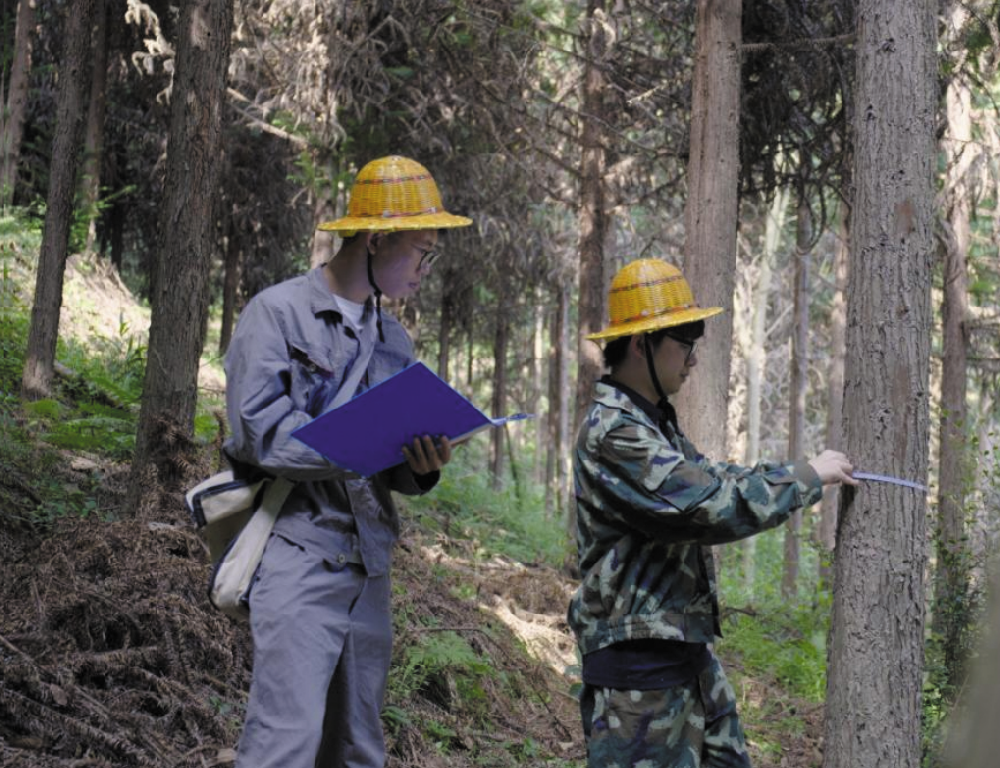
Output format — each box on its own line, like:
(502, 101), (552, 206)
(0, 253), (826, 767)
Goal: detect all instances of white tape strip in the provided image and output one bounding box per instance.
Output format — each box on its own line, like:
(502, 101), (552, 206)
(854, 471), (929, 493)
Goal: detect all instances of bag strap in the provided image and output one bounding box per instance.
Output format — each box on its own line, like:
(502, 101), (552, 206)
(262, 475), (294, 516)
(328, 309), (378, 410)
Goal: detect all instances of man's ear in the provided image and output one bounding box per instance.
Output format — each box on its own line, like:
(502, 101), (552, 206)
(630, 334), (646, 361)
(366, 232), (379, 254)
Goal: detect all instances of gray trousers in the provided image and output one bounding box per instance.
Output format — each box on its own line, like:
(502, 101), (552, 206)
(236, 534), (392, 768)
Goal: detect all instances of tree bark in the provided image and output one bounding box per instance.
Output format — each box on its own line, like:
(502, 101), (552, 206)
(1, 0), (34, 208)
(675, 0), (741, 462)
(128, 0), (235, 502)
(547, 282), (570, 521)
(822, 3), (935, 767)
(532, 292), (545, 484)
(20, 1), (94, 400)
(818, 206), (849, 584)
(219, 212), (240, 356)
(743, 186), (786, 587)
(782, 196), (811, 598)
(932, 1), (973, 670)
(80, 0), (108, 254)
(437, 270), (455, 382)
(574, 0), (610, 432)
(490, 281), (510, 489)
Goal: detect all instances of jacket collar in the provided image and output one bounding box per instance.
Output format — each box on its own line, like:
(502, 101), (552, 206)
(595, 375), (681, 437)
(308, 266), (374, 324)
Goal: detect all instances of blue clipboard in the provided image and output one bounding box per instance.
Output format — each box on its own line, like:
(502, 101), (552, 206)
(292, 362), (533, 477)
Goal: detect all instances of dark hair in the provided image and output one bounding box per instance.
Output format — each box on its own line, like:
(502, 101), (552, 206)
(601, 320), (705, 370)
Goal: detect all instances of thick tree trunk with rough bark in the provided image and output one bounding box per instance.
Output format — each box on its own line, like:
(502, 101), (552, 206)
(1, 0), (34, 207)
(128, 0), (235, 504)
(20, 2), (94, 400)
(822, 3), (935, 767)
(675, 0), (741, 462)
(782, 197), (811, 598)
(574, 0), (610, 432)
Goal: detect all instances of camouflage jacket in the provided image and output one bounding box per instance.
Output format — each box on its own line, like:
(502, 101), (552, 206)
(568, 378), (822, 654)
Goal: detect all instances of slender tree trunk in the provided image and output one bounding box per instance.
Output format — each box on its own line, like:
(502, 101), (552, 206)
(219, 214), (240, 356)
(437, 273), (454, 381)
(128, 0), (235, 503)
(932, 2), (973, 671)
(547, 283), (570, 519)
(942, 563), (1000, 768)
(80, 0), (108, 254)
(743, 186), (786, 587)
(20, 3), (94, 400)
(532, 292), (545, 484)
(818, 206), (849, 585)
(822, 3), (935, 767)
(1, 0), (34, 208)
(782, 196), (811, 598)
(490, 282), (510, 489)
(675, 0), (741, 462)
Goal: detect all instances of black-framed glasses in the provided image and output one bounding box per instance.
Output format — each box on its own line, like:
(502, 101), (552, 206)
(662, 332), (697, 365)
(418, 250), (439, 272)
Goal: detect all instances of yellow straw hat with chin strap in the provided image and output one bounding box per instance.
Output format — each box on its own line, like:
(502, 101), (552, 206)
(318, 155), (472, 236)
(587, 258), (723, 341)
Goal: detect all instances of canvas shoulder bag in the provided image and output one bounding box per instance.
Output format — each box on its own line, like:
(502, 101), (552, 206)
(186, 316), (377, 620)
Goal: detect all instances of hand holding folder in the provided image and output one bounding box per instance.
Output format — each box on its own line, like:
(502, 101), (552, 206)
(292, 362), (533, 477)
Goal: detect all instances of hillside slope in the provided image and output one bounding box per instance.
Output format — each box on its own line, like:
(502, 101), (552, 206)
(1, 246), (825, 767)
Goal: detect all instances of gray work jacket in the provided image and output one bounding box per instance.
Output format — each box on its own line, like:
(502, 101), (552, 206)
(223, 266), (436, 577)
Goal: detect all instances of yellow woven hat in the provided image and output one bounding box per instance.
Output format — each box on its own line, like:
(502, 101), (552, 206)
(587, 258), (723, 341)
(318, 155), (472, 235)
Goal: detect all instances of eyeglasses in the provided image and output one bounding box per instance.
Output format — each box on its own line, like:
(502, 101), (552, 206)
(418, 250), (439, 273)
(662, 332), (697, 365)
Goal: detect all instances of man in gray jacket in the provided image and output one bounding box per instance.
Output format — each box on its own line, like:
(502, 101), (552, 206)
(224, 156), (471, 767)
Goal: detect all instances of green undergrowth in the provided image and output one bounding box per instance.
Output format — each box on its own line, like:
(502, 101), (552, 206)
(404, 444), (572, 568)
(1, 212), (222, 526)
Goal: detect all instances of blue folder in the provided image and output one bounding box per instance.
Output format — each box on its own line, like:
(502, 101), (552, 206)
(292, 362), (532, 477)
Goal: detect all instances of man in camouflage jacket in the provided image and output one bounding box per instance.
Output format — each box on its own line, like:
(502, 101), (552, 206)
(569, 259), (856, 767)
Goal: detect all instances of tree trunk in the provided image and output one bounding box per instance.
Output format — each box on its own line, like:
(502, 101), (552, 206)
(437, 272), (455, 382)
(575, 0), (610, 432)
(743, 186), (786, 587)
(822, 3), (935, 767)
(675, 0), (741, 462)
(942, 564), (1000, 768)
(20, 2), (94, 400)
(532, 292), (545, 484)
(818, 206), (849, 585)
(490, 282), (510, 489)
(573, 0), (612, 539)
(1, 0), (34, 208)
(219, 214), (240, 356)
(932, 1), (973, 674)
(782, 196), (810, 598)
(128, 0), (235, 503)
(547, 283), (570, 520)
(80, 0), (108, 254)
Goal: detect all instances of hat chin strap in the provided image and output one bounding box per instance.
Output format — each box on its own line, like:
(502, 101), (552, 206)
(366, 247), (386, 343)
(642, 334), (671, 407)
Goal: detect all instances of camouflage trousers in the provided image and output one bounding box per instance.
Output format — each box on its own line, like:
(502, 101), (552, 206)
(580, 654), (752, 768)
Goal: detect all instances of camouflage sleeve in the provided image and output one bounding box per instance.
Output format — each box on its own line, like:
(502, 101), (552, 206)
(596, 420), (822, 546)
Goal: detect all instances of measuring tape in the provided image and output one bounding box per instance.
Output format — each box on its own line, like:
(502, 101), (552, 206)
(853, 471), (929, 493)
